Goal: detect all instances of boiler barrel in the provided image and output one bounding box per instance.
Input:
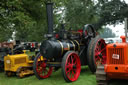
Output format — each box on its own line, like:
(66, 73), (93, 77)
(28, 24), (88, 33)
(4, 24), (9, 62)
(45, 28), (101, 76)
(40, 40), (80, 59)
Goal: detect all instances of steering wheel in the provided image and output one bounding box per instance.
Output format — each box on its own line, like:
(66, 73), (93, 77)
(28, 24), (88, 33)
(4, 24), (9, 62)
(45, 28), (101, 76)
(82, 24), (96, 39)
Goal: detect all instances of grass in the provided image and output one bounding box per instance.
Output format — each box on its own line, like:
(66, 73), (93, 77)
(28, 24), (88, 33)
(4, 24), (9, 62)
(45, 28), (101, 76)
(0, 66), (128, 85)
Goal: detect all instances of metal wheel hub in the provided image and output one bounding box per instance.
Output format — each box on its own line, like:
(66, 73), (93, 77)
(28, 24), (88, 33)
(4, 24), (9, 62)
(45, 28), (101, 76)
(98, 52), (103, 58)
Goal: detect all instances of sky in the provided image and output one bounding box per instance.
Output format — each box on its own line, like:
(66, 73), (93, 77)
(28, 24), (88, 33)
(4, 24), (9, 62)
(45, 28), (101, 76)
(107, 0), (128, 38)
(107, 23), (125, 37)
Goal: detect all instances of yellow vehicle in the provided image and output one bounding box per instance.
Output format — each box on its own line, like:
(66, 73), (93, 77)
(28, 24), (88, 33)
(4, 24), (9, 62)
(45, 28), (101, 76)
(4, 50), (36, 78)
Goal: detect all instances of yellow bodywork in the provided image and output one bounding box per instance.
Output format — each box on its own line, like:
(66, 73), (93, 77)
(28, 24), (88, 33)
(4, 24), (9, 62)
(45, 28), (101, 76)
(4, 53), (33, 72)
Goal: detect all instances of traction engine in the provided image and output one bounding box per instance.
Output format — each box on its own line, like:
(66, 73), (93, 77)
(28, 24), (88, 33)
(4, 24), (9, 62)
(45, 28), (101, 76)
(33, 2), (107, 82)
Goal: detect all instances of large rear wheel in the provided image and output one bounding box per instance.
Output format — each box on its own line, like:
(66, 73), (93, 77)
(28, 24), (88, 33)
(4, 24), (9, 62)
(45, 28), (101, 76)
(33, 53), (53, 79)
(87, 36), (106, 73)
(62, 51), (81, 82)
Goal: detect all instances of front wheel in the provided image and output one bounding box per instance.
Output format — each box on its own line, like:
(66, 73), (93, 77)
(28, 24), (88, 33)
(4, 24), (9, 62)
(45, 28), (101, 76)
(33, 53), (53, 79)
(62, 51), (81, 82)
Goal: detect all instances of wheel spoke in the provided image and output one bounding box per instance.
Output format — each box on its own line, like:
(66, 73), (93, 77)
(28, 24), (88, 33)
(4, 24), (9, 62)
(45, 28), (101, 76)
(97, 43), (102, 51)
(66, 64), (71, 68)
(71, 70), (73, 78)
(38, 67), (43, 73)
(95, 46), (100, 52)
(73, 60), (77, 65)
(67, 70), (71, 77)
(99, 47), (106, 53)
(66, 68), (71, 74)
(68, 56), (71, 63)
(102, 41), (106, 46)
(44, 69), (48, 75)
(71, 56), (74, 64)
(95, 56), (100, 61)
(101, 56), (106, 64)
(73, 68), (77, 72)
(72, 70), (74, 76)
(99, 41), (103, 48)
(102, 55), (106, 59)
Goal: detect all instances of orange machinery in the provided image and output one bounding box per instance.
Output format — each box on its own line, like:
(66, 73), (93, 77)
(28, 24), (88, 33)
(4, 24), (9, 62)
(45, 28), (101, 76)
(105, 36), (128, 79)
(96, 18), (128, 85)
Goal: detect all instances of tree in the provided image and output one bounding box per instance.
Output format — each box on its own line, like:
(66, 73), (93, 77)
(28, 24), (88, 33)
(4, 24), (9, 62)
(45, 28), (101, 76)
(0, 0), (66, 42)
(0, 0), (128, 42)
(0, 0), (48, 42)
(0, 0), (37, 42)
(0, 0), (15, 41)
(63, 0), (98, 30)
(94, 0), (128, 29)
(56, 0), (128, 31)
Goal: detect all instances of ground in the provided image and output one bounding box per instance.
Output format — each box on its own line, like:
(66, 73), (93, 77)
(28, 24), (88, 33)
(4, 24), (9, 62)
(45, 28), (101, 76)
(0, 66), (128, 85)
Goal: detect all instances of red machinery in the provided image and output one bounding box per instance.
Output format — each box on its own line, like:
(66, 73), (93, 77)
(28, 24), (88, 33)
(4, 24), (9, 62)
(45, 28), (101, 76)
(33, 2), (106, 82)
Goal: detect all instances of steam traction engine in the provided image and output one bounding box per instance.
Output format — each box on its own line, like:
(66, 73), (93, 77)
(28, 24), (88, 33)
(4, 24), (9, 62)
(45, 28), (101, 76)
(33, 2), (106, 82)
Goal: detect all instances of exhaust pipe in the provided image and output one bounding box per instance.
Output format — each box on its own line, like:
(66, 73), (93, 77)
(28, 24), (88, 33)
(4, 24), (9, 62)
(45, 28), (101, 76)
(46, 2), (54, 34)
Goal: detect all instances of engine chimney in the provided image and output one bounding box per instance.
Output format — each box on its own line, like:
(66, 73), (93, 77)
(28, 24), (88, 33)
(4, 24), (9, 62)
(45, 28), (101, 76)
(46, 2), (54, 34)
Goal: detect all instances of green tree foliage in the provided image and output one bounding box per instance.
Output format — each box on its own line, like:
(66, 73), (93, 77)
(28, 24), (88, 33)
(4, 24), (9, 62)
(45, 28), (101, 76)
(0, 0), (65, 42)
(0, 0), (48, 42)
(0, 0), (36, 41)
(94, 0), (128, 29)
(0, 0), (14, 41)
(0, 0), (128, 42)
(18, 0), (47, 41)
(63, 0), (98, 30)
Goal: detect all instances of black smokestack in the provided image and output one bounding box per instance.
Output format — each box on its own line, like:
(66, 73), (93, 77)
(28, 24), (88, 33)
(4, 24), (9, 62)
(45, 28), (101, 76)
(46, 2), (53, 34)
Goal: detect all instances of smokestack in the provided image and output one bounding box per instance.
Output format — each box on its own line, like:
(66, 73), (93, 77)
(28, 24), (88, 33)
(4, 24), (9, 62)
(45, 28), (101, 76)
(46, 2), (54, 34)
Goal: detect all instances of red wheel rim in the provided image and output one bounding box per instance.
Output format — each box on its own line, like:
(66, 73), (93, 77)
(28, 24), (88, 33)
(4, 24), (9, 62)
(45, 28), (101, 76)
(94, 39), (106, 65)
(65, 52), (81, 81)
(36, 55), (53, 79)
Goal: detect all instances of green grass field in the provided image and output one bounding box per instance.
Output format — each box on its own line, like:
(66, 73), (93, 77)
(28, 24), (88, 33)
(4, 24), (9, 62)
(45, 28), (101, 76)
(0, 66), (128, 85)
